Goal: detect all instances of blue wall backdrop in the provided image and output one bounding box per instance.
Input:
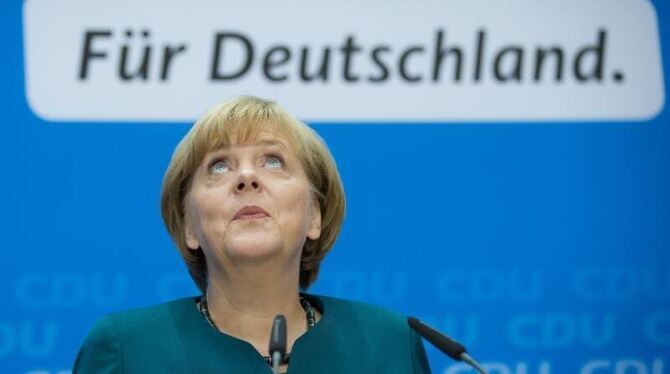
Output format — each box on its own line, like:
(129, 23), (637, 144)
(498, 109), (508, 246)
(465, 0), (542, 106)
(1, 1), (669, 373)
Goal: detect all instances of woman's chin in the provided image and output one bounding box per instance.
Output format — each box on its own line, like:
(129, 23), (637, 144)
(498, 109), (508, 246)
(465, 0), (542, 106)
(223, 237), (284, 263)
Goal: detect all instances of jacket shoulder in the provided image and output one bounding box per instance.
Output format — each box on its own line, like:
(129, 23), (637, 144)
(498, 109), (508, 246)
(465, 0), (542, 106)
(105, 297), (191, 334)
(73, 315), (123, 373)
(313, 295), (432, 373)
(73, 297), (195, 373)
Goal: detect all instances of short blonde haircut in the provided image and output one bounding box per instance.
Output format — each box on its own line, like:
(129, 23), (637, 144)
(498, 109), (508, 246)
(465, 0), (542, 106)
(160, 96), (346, 292)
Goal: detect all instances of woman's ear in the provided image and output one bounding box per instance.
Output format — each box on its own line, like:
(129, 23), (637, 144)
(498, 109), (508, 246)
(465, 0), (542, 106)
(184, 210), (201, 250)
(307, 198), (322, 240)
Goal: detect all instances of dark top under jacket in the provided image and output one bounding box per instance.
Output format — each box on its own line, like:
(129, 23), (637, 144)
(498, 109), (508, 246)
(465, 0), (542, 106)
(73, 293), (432, 373)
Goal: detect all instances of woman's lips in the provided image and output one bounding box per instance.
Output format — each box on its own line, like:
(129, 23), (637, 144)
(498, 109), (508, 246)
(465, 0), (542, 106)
(233, 205), (270, 220)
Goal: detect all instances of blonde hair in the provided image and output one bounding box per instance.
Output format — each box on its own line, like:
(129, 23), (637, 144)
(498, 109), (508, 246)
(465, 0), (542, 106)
(160, 96), (345, 292)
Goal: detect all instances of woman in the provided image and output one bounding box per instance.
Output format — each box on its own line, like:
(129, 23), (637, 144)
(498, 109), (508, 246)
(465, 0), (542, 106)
(73, 96), (431, 373)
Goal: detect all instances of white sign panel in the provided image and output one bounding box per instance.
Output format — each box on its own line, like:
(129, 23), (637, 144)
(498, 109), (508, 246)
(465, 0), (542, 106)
(23, 0), (665, 122)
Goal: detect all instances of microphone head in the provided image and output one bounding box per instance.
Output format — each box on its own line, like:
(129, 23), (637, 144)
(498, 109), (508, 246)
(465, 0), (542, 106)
(269, 315), (287, 356)
(408, 316), (466, 361)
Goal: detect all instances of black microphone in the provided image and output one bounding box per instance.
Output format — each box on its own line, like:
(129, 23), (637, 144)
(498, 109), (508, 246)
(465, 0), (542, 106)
(268, 315), (287, 374)
(408, 316), (487, 374)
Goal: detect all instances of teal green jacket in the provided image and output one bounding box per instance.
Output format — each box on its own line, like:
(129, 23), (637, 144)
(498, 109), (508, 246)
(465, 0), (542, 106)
(73, 294), (432, 373)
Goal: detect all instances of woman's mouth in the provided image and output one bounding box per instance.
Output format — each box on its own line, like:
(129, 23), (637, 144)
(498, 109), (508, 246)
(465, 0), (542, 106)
(233, 205), (270, 220)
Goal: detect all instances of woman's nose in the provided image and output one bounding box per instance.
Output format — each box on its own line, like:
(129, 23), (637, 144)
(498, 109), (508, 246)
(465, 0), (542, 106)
(234, 170), (261, 193)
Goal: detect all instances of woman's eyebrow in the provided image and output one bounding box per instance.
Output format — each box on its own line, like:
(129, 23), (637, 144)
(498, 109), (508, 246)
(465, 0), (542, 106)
(205, 148), (229, 158)
(256, 140), (289, 151)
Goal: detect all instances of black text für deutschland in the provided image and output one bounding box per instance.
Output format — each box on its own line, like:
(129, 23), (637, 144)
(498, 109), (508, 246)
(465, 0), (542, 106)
(78, 29), (623, 85)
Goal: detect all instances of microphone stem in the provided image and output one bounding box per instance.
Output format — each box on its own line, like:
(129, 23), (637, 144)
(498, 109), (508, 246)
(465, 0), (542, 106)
(461, 353), (487, 374)
(272, 351), (281, 374)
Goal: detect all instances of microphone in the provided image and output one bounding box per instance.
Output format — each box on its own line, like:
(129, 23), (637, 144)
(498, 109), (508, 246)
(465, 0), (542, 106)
(268, 315), (287, 374)
(408, 316), (487, 374)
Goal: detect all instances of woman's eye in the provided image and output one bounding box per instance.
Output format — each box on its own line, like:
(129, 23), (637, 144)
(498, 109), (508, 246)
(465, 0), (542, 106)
(209, 160), (229, 174)
(264, 155), (284, 169)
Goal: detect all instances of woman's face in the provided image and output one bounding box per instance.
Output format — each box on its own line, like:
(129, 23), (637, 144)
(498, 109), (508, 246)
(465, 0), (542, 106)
(183, 129), (321, 271)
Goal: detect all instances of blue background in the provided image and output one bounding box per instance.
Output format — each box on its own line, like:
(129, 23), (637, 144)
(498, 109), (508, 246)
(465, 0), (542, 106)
(1, 1), (669, 373)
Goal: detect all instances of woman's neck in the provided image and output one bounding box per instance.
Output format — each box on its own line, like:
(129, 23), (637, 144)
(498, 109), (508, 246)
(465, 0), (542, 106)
(204, 264), (308, 357)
